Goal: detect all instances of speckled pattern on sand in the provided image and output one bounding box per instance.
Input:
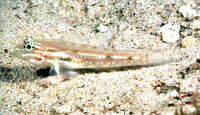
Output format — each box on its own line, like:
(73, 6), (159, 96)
(0, 0), (200, 114)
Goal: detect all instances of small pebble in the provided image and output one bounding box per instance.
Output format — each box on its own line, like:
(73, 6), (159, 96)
(181, 37), (198, 47)
(179, 5), (198, 20)
(169, 90), (178, 97)
(157, 22), (180, 43)
(96, 23), (108, 32)
(181, 104), (196, 115)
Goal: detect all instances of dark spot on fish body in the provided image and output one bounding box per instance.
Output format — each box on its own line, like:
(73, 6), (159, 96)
(106, 55), (112, 60)
(58, 57), (73, 62)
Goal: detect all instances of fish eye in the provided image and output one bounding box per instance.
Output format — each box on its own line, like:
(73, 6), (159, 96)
(27, 45), (31, 49)
(24, 37), (34, 51)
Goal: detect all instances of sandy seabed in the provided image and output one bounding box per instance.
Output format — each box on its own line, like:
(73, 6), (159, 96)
(0, 0), (200, 114)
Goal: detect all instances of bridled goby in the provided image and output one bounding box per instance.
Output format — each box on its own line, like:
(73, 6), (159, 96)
(12, 37), (179, 76)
